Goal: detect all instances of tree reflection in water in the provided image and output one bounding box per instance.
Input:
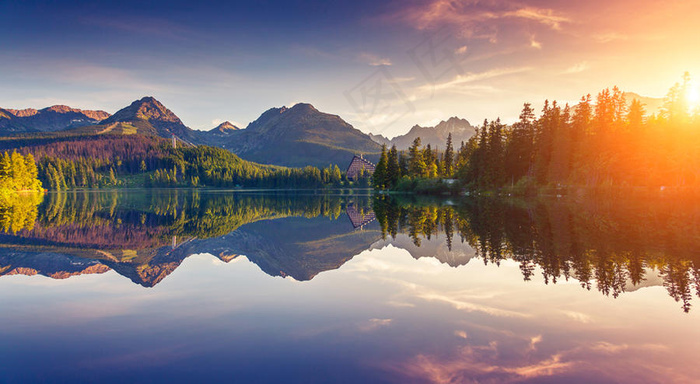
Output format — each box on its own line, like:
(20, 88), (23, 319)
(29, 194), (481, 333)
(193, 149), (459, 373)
(373, 194), (700, 312)
(1, 190), (699, 312)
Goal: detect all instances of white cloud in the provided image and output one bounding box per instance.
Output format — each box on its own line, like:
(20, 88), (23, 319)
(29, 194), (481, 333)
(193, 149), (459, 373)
(418, 67), (532, 93)
(562, 62), (590, 74)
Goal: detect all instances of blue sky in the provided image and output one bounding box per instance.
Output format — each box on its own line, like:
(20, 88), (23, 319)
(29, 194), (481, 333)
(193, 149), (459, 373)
(1, 0), (699, 137)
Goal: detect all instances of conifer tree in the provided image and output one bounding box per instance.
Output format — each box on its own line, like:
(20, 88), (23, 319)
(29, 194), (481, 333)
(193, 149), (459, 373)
(386, 145), (400, 188)
(372, 145), (388, 190)
(408, 137), (426, 178)
(443, 133), (454, 178)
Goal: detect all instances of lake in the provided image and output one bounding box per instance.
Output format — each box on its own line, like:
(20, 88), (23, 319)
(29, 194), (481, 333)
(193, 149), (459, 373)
(1, 189), (699, 383)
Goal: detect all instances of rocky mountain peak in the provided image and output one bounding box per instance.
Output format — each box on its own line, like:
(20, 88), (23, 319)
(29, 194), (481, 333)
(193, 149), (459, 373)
(104, 96), (183, 125)
(211, 121), (240, 134)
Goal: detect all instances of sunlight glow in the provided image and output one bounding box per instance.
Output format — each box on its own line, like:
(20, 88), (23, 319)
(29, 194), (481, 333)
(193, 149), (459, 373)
(687, 84), (700, 107)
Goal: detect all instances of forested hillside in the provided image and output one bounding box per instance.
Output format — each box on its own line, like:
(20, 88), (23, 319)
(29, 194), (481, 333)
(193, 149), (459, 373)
(0, 134), (357, 190)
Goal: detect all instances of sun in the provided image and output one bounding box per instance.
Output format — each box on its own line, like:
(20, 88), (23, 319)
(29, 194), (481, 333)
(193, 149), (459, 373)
(687, 85), (700, 107)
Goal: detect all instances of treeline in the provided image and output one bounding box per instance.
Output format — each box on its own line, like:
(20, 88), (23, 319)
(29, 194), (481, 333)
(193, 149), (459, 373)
(0, 151), (43, 192)
(457, 84), (699, 190)
(372, 135), (457, 190)
(373, 195), (700, 312)
(145, 145), (348, 189)
(0, 134), (359, 190)
(13, 135), (174, 189)
(373, 74), (700, 192)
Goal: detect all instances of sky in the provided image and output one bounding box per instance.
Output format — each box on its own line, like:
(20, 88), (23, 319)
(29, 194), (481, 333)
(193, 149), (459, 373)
(1, 0), (699, 138)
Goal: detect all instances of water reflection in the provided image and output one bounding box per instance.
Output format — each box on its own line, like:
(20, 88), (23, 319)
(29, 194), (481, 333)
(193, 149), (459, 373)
(1, 190), (699, 312)
(373, 194), (700, 313)
(0, 190), (379, 286)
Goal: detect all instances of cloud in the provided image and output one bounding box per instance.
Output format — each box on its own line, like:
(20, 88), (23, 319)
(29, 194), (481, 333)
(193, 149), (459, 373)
(593, 32), (629, 43)
(503, 7), (569, 30)
(387, 0), (570, 39)
(358, 318), (393, 332)
(528, 335), (543, 352)
(561, 310), (593, 323)
(529, 35), (542, 49)
(389, 346), (573, 384)
(418, 67), (532, 93)
(455, 46), (468, 55)
(562, 62), (590, 75)
(358, 52), (393, 66)
(418, 292), (530, 318)
(505, 353), (572, 379)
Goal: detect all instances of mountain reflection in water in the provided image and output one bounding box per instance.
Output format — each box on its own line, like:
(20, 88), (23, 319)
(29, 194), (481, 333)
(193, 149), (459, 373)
(0, 190), (699, 312)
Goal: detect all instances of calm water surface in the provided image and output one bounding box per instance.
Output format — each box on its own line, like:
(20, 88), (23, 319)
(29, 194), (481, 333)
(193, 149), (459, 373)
(0, 190), (699, 383)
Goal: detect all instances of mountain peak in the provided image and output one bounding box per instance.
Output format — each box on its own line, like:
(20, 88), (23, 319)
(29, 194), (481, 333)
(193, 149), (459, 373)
(105, 96), (183, 125)
(97, 96), (199, 141)
(289, 103), (318, 113)
(211, 121), (240, 134)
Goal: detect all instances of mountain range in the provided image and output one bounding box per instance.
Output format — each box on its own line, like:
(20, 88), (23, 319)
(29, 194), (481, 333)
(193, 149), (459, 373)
(0, 105), (110, 133)
(369, 117), (475, 150)
(0, 97), (382, 168)
(4, 92), (660, 169)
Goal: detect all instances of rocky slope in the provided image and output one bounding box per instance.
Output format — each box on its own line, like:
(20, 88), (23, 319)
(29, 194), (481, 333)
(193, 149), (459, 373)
(201, 103), (382, 168)
(95, 96), (200, 142)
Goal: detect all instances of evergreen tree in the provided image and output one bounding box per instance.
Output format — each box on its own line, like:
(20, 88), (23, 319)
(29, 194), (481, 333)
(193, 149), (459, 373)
(386, 145), (400, 188)
(443, 133), (454, 178)
(505, 103), (536, 184)
(372, 145), (388, 190)
(398, 152), (409, 177)
(408, 137), (426, 178)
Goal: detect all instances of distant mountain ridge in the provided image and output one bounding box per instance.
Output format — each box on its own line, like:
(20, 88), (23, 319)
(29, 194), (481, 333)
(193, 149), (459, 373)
(623, 92), (664, 114)
(371, 117), (475, 150)
(0, 105), (111, 133)
(6, 105), (110, 121)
